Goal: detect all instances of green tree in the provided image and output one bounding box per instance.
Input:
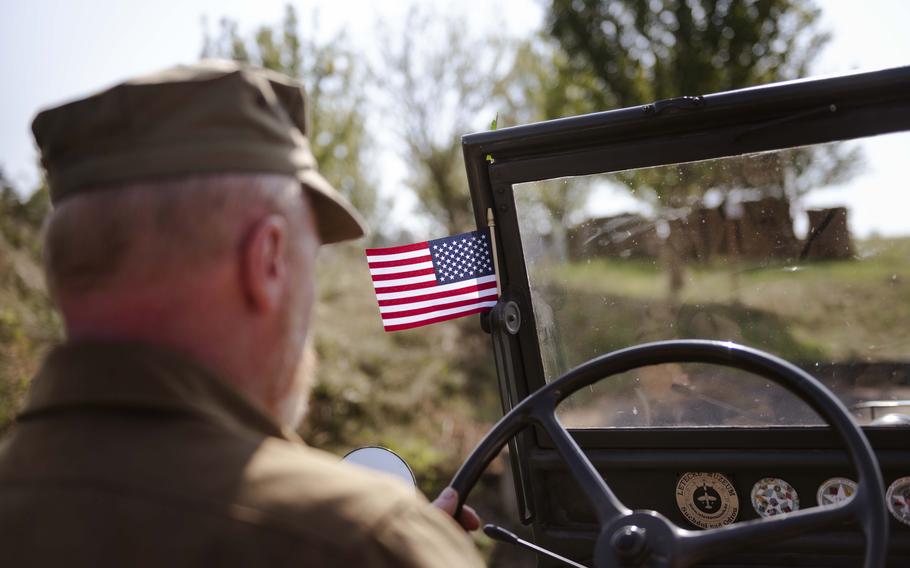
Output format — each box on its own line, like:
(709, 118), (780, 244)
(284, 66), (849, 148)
(545, 0), (859, 235)
(0, 170), (59, 433)
(543, 0), (863, 309)
(374, 7), (512, 236)
(202, 5), (380, 229)
(547, 0), (860, 209)
(548, 0), (829, 110)
(497, 36), (603, 259)
(0, 171), (49, 256)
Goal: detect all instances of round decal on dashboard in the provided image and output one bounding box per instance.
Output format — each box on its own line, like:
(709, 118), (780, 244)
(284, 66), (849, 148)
(676, 472), (739, 529)
(816, 477), (856, 507)
(886, 477), (910, 527)
(751, 477), (799, 517)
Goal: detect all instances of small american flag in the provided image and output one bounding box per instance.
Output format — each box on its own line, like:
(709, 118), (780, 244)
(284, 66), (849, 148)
(366, 229), (500, 332)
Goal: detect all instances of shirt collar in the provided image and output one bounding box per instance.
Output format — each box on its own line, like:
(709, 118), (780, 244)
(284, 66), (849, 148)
(19, 340), (301, 443)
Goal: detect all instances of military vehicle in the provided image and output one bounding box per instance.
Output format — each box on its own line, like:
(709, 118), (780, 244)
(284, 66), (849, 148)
(447, 65), (910, 567)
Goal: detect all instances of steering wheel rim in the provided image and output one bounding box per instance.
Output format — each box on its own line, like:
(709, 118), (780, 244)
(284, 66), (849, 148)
(449, 340), (888, 568)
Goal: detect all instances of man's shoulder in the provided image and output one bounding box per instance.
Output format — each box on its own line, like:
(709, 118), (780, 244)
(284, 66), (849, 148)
(231, 439), (482, 566)
(237, 439), (416, 530)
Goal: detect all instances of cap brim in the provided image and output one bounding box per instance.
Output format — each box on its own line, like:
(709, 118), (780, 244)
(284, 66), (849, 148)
(297, 168), (367, 244)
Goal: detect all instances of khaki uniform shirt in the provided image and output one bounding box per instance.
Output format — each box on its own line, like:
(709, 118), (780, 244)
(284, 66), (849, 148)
(0, 342), (483, 567)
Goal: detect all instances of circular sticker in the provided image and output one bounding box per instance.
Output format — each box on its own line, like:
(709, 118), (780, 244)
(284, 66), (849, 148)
(816, 477), (857, 507)
(751, 477), (799, 517)
(886, 477), (910, 527)
(676, 472), (739, 529)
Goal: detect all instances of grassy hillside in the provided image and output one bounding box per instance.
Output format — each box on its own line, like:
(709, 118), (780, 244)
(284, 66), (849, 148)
(531, 237), (910, 374)
(306, 243), (502, 491)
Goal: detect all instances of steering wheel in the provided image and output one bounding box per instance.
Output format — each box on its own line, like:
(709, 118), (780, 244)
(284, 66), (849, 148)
(449, 340), (888, 568)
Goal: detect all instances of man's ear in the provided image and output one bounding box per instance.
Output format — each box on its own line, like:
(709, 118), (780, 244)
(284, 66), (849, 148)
(240, 215), (290, 312)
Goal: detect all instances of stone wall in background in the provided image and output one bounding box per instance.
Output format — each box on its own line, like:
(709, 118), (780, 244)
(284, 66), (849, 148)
(805, 207), (854, 260)
(569, 198), (854, 263)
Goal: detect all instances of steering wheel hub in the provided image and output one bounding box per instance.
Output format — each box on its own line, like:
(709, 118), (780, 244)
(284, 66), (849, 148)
(610, 524), (648, 561)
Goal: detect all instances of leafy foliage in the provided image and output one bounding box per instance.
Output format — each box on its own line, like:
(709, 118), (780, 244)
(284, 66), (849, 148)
(545, 0), (858, 208)
(548, 0), (830, 108)
(0, 171), (60, 433)
(374, 7), (513, 235)
(496, 36), (604, 260)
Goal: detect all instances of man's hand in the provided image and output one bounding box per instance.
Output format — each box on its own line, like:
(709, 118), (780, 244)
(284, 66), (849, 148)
(432, 487), (481, 531)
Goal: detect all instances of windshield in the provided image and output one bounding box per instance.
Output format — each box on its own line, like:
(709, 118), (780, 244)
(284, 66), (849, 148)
(514, 130), (910, 428)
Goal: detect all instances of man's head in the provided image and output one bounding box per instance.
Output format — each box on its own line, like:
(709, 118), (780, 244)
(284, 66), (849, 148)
(32, 61), (367, 430)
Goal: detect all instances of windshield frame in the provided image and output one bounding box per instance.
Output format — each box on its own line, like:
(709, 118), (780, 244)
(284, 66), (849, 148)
(461, 64), (910, 541)
(462, 67), (910, 521)
(465, 65), (910, 406)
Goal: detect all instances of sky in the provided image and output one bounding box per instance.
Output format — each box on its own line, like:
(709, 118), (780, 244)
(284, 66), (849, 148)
(0, 0), (540, 192)
(1, 0), (908, 236)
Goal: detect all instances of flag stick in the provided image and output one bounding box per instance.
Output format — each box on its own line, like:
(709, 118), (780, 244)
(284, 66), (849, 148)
(487, 208), (502, 296)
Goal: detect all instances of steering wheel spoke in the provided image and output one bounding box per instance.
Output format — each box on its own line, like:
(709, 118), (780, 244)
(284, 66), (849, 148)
(675, 499), (858, 566)
(449, 340), (888, 568)
(537, 411), (632, 523)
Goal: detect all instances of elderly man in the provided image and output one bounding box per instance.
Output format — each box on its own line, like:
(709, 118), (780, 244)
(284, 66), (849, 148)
(0, 61), (483, 567)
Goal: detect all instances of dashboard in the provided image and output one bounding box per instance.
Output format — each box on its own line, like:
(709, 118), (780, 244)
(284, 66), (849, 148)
(527, 428), (909, 566)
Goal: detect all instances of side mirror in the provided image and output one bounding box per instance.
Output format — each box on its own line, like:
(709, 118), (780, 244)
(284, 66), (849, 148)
(342, 446), (417, 489)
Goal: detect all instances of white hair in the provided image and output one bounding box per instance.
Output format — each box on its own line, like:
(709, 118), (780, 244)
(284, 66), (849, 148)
(43, 173), (303, 298)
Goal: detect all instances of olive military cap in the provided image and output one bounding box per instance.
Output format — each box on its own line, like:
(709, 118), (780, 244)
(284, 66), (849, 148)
(31, 60), (366, 244)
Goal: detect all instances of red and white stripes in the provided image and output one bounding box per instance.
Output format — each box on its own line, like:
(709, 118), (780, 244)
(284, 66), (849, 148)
(366, 241), (498, 332)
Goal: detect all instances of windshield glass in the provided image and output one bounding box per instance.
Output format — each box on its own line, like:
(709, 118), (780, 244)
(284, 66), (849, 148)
(514, 131), (909, 427)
